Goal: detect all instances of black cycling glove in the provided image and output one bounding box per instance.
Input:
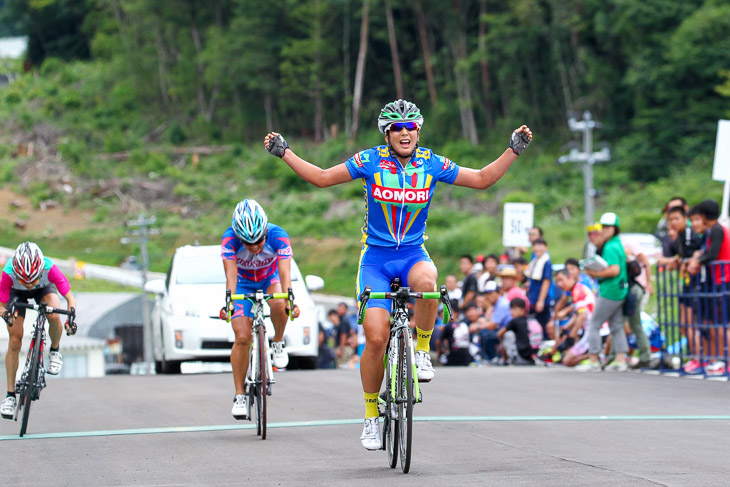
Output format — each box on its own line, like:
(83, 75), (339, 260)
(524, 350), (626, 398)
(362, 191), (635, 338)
(509, 129), (531, 155)
(267, 134), (289, 158)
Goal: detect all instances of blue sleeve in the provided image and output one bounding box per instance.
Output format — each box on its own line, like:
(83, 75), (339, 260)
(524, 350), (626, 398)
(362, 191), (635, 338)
(344, 149), (376, 180)
(432, 153), (460, 184)
(542, 259), (552, 282)
(268, 225), (293, 260)
(492, 301), (512, 328)
(221, 227), (241, 260)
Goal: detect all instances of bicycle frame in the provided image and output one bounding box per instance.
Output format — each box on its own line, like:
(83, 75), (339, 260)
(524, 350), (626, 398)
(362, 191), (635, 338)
(8, 300), (75, 437)
(15, 311), (48, 412)
(357, 281), (453, 473)
(225, 288), (294, 439)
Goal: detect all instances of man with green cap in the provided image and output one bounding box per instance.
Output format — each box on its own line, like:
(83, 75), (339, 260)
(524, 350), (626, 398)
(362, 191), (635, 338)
(576, 212), (630, 372)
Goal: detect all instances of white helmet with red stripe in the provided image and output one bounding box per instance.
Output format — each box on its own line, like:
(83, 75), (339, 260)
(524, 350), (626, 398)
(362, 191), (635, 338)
(12, 241), (45, 283)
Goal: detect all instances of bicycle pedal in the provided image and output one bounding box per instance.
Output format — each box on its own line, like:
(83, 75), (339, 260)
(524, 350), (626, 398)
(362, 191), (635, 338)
(267, 385), (272, 396)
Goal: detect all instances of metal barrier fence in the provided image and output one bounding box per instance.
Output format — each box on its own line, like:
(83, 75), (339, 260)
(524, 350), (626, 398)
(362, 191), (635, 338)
(656, 260), (730, 377)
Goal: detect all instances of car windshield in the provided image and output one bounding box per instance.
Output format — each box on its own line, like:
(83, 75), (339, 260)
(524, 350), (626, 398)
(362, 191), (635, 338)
(175, 255), (226, 284)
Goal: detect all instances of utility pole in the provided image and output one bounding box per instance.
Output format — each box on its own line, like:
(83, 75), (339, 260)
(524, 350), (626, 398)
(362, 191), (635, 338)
(558, 111), (611, 229)
(121, 214), (159, 375)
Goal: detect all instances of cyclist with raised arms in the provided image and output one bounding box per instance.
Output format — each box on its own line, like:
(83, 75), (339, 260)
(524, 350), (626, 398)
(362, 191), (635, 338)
(221, 199), (300, 419)
(0, 242), (76, 419)
(264, 99), (532, 450)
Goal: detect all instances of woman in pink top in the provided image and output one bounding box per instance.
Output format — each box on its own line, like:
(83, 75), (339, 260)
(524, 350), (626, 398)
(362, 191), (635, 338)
(0, 242), (76, 420)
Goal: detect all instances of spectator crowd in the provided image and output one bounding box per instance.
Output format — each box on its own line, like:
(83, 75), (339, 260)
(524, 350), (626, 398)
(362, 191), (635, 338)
(317, 196), (730, 376)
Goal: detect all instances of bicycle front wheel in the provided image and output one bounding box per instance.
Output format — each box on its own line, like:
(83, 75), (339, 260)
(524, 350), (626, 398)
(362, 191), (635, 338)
(397, 330), (414, 473)
(19, 335), (42, 437)
(386, 341), (398, 469)
(256, 324), (268, 440)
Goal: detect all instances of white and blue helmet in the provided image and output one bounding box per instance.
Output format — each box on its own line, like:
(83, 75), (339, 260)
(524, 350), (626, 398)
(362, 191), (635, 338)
(232, 199), (268, 244)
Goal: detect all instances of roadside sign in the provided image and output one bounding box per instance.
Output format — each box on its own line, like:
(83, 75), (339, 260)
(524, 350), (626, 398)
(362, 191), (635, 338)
(503, 203), (534, 247)
(712, 119), (730, 181)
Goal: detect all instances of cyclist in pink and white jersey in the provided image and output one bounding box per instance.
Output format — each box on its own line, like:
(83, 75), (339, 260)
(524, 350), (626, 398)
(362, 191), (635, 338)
(0, 242), (76, 419)
(265, 99), (532, 450)
(221, 199), (300, 419)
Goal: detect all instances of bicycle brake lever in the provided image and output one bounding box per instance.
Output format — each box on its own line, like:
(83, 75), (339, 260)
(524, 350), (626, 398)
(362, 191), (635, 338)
(440, 285), (453, 324)
(225, 289), (232, 322)
(287, 287), (295, 321)
(357, 286), (371, 325)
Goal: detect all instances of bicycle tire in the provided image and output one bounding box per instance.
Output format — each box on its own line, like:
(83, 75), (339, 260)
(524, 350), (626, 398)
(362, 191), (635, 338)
(398, 330), (414, 473)
(257, 323), (267, 440)
(19, 333), (42, 437)
(386, 338), (398, 469)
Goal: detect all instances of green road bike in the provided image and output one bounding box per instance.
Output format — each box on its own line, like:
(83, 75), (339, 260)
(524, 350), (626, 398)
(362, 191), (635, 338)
(225, 288), (294, 440)
(357, 279), (452, 473)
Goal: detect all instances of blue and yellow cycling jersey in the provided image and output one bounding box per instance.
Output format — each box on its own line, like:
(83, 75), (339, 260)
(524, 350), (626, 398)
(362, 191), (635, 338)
(345, 145), (460, 248)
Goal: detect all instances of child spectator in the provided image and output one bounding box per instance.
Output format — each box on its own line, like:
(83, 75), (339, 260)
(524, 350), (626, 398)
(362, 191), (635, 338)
(686, 199), (730, 375)
(541, 269), (596, 367)
(498, 298), (536, 365)
(439, 303), (477, 366)
(459, 254), (479, 308)
(477, 281), (509, 361)
(318, 323), (336, 369)
(622, 236), (654, 368)
(525, 238), (553, 334)
(477, 254), (500, 292)
(511, 257), (528, 288)
(445, 274), (462, 314)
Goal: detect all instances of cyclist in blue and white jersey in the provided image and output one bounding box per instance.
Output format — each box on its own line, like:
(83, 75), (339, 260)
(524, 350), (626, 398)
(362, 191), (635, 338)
(221, 199), (300, 419)
(264, 99), (532, 450)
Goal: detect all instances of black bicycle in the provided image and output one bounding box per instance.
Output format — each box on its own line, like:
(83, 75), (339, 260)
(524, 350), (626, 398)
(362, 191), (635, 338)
(357, 279), (452, 473)
(5, 299), (76, 437)
(225, 288), (294, 439)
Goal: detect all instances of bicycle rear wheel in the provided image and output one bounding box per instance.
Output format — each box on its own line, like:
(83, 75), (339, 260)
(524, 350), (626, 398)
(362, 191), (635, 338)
(397, 331), (414, 473)
(256, 324), (268, 440)
(19, 334), (42, 437)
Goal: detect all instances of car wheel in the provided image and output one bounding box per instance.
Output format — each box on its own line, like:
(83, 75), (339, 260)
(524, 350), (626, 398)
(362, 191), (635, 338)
(299, 356), (318, 370)
(160, 359), (182, 374)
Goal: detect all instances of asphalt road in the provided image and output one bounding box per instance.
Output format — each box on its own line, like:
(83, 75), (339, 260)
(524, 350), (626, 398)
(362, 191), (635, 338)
(1, 367), (729, 486)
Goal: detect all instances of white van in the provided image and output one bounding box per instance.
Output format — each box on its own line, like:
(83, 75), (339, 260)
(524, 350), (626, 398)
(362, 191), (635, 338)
(144, 245), (324, 373)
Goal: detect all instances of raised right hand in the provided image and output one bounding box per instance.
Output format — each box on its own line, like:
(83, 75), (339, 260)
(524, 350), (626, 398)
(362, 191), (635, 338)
(264, 132), (289, 158)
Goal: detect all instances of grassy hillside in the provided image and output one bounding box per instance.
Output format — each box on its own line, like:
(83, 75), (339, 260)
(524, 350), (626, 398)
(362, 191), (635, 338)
(0, 61), (723, 295)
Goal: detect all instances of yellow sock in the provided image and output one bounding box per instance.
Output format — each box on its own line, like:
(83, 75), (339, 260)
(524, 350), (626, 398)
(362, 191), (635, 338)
(364, 392), (379, 418)
(416, 327), (433, 353)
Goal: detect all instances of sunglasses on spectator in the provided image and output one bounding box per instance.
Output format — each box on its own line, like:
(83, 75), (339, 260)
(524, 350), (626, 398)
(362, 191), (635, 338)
(389, 122), (418, 132)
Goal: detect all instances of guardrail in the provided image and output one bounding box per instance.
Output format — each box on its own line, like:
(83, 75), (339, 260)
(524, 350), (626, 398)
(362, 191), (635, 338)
(656, 260), (730, 377)
(0, 246), (165, 288)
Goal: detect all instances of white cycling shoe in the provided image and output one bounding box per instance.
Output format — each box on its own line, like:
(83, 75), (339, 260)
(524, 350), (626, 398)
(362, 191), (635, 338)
(271, 341), (289, 369)
(232, 394), (248, 420)
(360, 417), (381, 450)
(47, 351), (63, 375)
(415, 350), (435, 382)
(1, 396), (16, 419)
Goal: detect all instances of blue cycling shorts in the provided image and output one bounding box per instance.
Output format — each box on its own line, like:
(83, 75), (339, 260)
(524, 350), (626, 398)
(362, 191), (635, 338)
(356, 244), (432, 312)
(232, 272), (280, 319)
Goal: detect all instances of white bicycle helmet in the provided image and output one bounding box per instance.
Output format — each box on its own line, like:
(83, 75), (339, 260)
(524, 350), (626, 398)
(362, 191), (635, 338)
(232, 199), (268, 244)
(377, 99), (424, 134)
(12, 241), (45, 283)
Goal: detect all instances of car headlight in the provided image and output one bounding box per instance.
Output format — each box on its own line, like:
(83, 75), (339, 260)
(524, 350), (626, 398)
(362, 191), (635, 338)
(174, 330), (184, 349)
